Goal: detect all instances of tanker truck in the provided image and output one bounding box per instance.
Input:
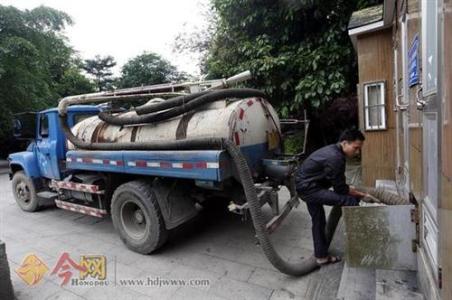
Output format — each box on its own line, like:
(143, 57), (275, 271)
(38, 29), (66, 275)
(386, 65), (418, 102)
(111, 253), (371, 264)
(8, 72), (339, 276)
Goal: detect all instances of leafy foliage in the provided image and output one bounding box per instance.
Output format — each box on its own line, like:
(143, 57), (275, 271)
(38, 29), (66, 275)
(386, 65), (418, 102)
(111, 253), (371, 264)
(204, 0), (378, 117)
(83, 55), (116, 91)
(284, 132), (306, 155)
(118, 52), (187, 88)
(0, 5), (94, 156)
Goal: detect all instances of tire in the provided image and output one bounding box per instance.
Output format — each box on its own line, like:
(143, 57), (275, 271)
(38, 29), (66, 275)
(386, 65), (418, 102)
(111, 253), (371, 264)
(11, 171), (40, 212)
(111, 180), (168, 254)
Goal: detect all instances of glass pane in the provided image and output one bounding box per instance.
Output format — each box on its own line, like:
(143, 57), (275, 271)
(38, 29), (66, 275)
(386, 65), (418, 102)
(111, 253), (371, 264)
(74, 114), (94, 124)
(367, 85), (380, 106)
(423, 0), (438, 93)
(368, 106), (382, 128)
(376, 84), (383, 105)
(40, 115), (49, 137)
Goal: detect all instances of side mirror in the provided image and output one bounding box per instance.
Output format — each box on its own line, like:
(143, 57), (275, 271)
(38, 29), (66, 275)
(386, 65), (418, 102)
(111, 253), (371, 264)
(13, 119), (23, 134)
(40, 127), (49, 137)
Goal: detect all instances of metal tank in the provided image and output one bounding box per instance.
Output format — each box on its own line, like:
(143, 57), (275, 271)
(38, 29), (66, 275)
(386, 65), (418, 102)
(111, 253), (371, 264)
(69, 97), (282, 175)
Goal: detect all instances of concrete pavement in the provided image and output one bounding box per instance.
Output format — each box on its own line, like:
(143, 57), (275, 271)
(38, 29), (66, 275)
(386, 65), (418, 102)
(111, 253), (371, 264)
(0, 173), (345, 300)
(0, 160), (9, 174)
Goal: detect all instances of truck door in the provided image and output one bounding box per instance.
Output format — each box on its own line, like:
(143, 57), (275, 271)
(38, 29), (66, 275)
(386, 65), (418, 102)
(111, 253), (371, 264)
(35, 113), (59, 179)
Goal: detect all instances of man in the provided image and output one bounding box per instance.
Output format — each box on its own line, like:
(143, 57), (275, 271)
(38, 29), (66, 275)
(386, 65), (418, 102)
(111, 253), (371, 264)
(296, 129), (367, 265)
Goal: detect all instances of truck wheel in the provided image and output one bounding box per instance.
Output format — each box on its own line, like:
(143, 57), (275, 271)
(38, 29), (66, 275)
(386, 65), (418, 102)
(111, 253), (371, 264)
(11, 171), (40, 212)
(111, 180), (168, 254)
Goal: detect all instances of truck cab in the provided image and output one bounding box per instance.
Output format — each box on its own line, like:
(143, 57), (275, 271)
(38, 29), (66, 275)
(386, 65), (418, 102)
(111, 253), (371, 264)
(8, 106), (99, 210)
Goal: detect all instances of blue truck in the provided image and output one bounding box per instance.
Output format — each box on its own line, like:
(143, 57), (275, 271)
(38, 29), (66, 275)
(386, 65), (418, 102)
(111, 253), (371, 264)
(8, 75), (324, 276)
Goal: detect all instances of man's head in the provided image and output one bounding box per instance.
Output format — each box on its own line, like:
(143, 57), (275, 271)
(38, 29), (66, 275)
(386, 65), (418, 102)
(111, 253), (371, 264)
(339, 129), (365, 158)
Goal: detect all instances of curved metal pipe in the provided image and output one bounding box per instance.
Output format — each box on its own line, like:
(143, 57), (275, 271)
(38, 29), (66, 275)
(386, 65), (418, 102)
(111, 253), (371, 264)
(57, 92), (186, 116)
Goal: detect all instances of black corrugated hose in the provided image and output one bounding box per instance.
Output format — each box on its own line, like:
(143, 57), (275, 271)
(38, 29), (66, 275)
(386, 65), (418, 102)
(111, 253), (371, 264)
(135, 90), (209, 115)
(356, 186), (410, 205)
(97, 88), (267, 126)
(58, 88), (344, 276)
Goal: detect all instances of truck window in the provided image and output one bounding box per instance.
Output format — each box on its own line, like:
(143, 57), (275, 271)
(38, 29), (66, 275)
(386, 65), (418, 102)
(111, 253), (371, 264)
(74, 114), (95, 124)
(39, 114), (49, 137)
(12, 112), (37, 139)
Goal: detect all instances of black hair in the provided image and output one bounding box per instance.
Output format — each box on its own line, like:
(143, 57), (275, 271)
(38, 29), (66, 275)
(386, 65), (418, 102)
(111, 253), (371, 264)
(339, 128), (365, 142)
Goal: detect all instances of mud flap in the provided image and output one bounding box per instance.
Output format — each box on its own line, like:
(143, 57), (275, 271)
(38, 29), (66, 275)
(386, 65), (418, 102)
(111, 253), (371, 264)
(152, 178), (198, 230)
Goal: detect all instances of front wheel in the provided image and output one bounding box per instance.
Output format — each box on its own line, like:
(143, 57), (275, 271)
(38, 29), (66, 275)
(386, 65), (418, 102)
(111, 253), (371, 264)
(111, 180), (168, 254)
(11, 171), (40, 212)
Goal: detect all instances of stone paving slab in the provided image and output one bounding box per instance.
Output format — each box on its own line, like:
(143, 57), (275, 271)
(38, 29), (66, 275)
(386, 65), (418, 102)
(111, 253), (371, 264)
(0, 173), (344, 300)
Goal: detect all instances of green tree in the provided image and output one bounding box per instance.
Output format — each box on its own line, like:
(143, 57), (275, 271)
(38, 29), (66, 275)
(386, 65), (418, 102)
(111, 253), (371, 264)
(118, 52), (187, 88)
(57, 63), (96, 96)
(0, 5), (94, 156)
(202, 0), (378, 117)
(83, 55), (116, 91)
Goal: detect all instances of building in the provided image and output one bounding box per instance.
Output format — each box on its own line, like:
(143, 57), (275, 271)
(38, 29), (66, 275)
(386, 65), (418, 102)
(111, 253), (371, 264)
(348, 0), (451, 299)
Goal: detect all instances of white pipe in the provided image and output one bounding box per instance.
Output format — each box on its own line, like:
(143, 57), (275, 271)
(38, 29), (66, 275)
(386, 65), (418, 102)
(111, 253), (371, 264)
(58, 71), (253, 115)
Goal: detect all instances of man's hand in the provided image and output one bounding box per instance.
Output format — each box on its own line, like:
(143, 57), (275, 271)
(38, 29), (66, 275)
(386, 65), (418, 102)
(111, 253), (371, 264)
(348, 186), (367, 198)
(361, 194), (381, 203)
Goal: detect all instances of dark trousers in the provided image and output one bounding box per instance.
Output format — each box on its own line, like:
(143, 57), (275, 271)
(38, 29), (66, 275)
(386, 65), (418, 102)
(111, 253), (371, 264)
(299, 189), (359, 258)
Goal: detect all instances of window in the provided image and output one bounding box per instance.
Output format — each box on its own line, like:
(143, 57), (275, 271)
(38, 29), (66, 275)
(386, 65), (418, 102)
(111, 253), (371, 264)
(364, 82), (386, 130)
(422, 0), (438, 96)
(74, 114), (94, 125)
(39, 114), (49, 137)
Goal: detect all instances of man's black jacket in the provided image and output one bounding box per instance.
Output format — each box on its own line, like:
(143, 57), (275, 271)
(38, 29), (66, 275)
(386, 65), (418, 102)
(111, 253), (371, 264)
(295, 143), (349, 195)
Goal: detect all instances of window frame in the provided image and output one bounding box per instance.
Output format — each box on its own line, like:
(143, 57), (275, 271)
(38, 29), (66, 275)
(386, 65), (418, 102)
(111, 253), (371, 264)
(363, 81), (387, 131)
(39, 113), (49, 138)
(421, 0), (438, 96)
(73, 113), (95, 125)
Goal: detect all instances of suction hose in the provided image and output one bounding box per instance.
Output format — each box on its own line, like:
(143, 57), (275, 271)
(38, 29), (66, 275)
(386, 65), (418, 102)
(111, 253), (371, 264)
(58, 85), (341, 276)
(97, 88), (267, 126)
(356, 186), (410, 205)
(58, 105), (333, 275)
(135, 90), (209, 115)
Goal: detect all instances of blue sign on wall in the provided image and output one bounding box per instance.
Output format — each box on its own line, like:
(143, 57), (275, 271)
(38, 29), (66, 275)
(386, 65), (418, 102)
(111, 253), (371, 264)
(408, 34), (419, 87)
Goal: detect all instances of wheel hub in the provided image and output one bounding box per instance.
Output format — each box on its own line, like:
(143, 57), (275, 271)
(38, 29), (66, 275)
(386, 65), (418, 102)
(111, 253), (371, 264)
(16, 182), (30, 203)
(120, 200), (148, 239)
(134, 209), (144, 224)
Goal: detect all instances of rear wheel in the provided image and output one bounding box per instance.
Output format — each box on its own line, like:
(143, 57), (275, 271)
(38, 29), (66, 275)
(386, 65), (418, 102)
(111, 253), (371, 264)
(111, 180), (168, 254)
(11, 171), (40, 212)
